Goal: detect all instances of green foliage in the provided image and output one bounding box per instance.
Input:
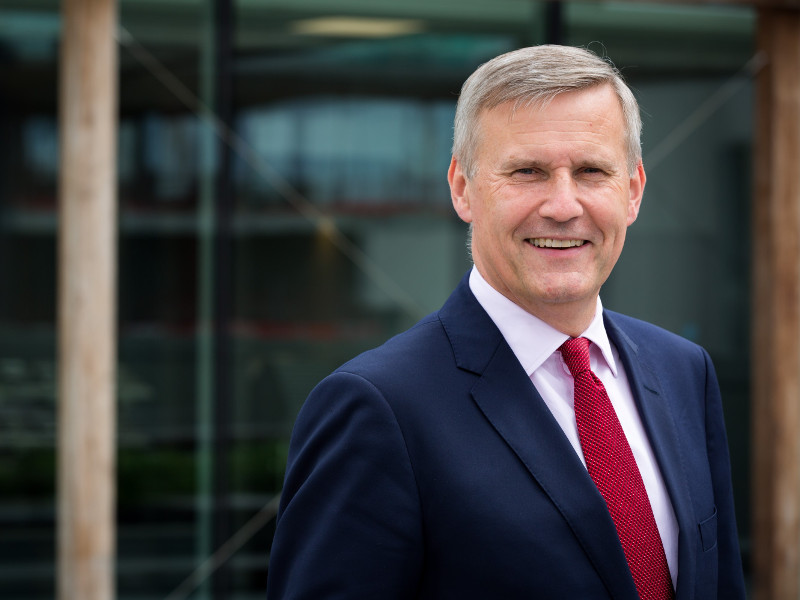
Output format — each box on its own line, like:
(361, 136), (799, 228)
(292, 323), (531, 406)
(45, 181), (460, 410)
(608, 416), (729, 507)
(117, 448), (196, 506)
(229, 439), (290, 493)
(0, 448), (55, 500)
(0, 440), (289, 506)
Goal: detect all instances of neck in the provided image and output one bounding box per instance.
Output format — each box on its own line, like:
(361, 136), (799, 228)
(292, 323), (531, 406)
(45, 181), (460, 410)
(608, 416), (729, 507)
(516, 297), (598, 339)
(469, 265), (600, 338)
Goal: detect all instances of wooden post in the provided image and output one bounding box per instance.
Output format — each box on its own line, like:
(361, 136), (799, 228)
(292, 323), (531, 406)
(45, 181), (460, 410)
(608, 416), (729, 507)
(57, 0), (118, 599)
(752, 8), (800, 600)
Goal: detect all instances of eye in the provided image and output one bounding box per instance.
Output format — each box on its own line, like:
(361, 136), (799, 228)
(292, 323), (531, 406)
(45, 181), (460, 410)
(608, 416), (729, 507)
(511, 167), (543, 178)
(578, 166), (611, 179)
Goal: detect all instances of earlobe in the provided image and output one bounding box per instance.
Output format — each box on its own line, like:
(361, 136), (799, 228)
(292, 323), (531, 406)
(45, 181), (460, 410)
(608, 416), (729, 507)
(627, 161), (646, 225)
(448, 157), (473, 224)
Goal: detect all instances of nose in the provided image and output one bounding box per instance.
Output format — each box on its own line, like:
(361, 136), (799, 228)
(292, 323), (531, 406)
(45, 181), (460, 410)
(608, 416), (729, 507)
(538, 171), (583, 222)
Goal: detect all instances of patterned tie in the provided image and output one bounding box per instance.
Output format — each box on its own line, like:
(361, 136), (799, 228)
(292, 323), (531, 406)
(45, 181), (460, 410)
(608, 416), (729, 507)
(559, 337), (674, 600)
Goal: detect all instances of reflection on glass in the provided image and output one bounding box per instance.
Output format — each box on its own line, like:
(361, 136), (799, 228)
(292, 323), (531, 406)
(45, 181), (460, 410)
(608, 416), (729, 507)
(0, 0), (755, 597)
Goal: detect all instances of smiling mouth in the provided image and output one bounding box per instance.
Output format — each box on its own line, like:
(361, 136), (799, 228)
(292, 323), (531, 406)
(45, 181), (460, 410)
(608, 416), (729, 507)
(530, 238), (586, 249)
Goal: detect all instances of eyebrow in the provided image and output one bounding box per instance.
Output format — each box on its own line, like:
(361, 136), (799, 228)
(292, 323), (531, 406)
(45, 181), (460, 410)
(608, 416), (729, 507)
(499, 158), (547, 172)
(499, 156), (619, 173)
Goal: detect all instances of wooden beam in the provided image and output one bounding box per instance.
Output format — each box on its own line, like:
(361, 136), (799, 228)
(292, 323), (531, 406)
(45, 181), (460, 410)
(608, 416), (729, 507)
(752, 8), (800, 600)
(57, 0), (118, 599)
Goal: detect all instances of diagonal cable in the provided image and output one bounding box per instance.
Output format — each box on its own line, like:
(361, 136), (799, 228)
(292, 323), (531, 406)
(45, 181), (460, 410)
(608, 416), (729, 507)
(116, 26), (426, 321)
(643, 51), (766, 172)
(163, 493), (281, 600)
(634, 52), (765, 232)
(116, 24), (428, 600)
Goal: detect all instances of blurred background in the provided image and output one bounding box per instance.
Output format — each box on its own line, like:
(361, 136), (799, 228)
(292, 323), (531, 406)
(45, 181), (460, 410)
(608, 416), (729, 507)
(0, 0), (754, 598)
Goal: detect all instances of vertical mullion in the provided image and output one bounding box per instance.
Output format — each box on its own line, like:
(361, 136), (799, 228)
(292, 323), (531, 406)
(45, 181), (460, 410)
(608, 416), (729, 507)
(195, 0), (218, 597)
(212, 0), (235, 597)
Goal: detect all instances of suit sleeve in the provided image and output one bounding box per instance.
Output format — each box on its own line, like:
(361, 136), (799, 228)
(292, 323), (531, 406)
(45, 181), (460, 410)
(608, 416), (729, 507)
(702, 349), (747, 599)
(266, 371), (423, 599)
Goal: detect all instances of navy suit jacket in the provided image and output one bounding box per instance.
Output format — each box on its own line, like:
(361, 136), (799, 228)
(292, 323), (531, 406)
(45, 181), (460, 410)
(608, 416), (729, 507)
(268, 275), (745, 599)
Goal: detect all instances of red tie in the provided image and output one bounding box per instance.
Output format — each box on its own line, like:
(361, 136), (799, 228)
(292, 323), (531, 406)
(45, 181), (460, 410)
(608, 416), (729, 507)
(559, 337), (674, 600)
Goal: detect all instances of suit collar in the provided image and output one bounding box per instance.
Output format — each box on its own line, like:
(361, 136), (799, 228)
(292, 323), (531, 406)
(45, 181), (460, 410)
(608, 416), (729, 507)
(439, 279), (696, 599)
(467, 267), (620, 377)
(438, 273), (506, 375)
(439, 277), (639, 598)
(603, 312), (697, 600)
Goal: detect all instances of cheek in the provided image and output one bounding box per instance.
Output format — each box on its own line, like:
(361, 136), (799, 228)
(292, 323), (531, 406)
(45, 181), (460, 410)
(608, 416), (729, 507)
(592, 193), (633, 235)
(484, 192), (533, 231)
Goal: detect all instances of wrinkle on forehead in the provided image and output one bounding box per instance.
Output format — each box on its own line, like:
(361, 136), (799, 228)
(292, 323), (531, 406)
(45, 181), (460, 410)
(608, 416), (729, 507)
(472, 86), (631, 178)
(493, 96), (626, 158)
(502, 102), (619, 136)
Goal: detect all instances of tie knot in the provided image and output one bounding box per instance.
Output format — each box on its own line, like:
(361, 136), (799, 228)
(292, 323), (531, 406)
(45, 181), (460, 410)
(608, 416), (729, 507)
(559, 336), (591, 377)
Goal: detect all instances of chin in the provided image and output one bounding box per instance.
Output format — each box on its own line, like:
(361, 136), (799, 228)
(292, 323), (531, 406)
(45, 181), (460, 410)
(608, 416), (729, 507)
(530, 285), (599, 309)
(528, 278), (592, 301)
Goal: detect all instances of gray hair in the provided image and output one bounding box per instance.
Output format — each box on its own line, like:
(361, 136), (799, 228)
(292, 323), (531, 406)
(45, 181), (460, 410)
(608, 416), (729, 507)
(452, 45), (642, 178)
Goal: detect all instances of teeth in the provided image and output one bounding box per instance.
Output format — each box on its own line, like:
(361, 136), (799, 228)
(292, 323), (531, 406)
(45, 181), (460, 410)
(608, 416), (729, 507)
(531, 238), (585, 248)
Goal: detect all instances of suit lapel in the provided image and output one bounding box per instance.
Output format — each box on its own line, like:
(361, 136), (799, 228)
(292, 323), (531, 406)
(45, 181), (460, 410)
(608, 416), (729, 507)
(439, 279), (639, 599)
(604, 313), (697, 600)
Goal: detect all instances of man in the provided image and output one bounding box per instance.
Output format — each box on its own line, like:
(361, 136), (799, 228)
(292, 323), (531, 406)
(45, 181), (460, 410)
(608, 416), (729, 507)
(267, 45), (745, 599)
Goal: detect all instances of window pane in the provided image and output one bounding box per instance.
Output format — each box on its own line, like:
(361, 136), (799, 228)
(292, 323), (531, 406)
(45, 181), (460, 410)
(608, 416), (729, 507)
(0, 3), (60, 598)
(0, 1), (754, 598)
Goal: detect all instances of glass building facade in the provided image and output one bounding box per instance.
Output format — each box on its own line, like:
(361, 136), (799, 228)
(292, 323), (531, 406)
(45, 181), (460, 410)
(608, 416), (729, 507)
(0, 1), (754, 597)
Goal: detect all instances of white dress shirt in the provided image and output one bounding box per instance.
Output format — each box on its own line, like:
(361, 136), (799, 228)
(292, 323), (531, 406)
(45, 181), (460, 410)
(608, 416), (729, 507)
(469, 267), (679, 586)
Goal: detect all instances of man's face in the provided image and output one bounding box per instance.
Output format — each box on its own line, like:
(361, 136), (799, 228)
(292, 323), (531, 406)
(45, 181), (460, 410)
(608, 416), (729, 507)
(448, 84), (645, 331)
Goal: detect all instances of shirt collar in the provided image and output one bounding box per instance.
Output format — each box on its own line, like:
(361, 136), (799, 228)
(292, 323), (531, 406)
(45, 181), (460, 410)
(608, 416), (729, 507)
(468, 266), (618, 377)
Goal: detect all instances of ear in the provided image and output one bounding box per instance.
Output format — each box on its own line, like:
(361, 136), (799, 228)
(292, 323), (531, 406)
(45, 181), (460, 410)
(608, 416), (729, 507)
(626, 161), (646, 226)
(448, 157), (473, 224)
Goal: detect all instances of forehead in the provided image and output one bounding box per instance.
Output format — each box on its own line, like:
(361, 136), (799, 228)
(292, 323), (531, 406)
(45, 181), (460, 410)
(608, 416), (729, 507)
(475, 85), (627, 160)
